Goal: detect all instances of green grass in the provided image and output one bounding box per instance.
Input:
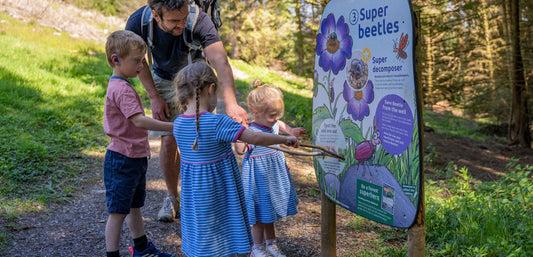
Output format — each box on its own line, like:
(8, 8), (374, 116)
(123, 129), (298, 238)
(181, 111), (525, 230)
(423, 110), (506, 141)
(425, 159), (532, 256)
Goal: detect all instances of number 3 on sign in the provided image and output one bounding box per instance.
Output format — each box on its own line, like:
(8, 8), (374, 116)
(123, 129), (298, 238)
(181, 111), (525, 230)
(350, 9), (359, 25)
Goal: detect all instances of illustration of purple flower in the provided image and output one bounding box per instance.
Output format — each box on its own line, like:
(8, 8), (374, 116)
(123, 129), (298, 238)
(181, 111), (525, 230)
(343, 80), (374, 121)
(316, 14), (353, 74)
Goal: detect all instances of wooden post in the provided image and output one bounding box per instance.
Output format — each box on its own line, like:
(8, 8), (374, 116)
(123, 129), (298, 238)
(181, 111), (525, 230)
(408, 9), (426, 257)
(321, 192), (336, 257)
(407, 191), (425, 256)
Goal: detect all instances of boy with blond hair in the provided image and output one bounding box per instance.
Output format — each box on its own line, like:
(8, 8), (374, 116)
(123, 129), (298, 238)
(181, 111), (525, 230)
(103, 30), (174, 257)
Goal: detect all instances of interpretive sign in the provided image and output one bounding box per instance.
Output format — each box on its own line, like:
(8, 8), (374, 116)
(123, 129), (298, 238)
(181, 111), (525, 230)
(312, 0), (421, 228)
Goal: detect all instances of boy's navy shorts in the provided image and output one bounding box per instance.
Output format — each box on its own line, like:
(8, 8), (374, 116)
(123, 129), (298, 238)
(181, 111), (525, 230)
(103, 150), (147, 214)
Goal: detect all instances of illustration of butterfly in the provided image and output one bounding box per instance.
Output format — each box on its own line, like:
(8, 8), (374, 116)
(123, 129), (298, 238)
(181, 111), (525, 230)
(393, 33), (408, 59)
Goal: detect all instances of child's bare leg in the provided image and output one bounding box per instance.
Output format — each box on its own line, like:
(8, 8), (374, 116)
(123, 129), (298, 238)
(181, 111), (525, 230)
(263, 222), (276, 241)
(126, 208), (146, 239)
(252, 222), (266, 244)
(105, 213), (127, 251)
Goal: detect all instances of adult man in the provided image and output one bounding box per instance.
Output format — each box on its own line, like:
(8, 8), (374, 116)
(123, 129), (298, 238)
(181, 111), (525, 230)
(126, 0), (248, 222)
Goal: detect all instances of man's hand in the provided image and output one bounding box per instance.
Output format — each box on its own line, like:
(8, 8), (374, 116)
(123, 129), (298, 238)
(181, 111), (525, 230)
(226, 102), (249, 126)
(150, 95), (170, 122)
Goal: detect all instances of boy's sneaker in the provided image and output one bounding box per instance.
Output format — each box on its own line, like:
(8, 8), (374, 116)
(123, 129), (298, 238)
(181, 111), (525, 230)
(250, 245), (270, 257)
(266, 243), (286, 257)
(129, 241), (174, 257)
(158, 195), (179, 222)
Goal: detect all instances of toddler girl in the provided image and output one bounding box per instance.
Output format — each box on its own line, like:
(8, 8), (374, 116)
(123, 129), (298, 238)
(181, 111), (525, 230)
(172, 62), (299, 257)
(242, 81), (305, 257)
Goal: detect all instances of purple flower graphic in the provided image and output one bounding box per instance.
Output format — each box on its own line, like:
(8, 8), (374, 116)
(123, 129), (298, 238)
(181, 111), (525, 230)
(316, 14), (353, 74)
(343, 80), (374, 121)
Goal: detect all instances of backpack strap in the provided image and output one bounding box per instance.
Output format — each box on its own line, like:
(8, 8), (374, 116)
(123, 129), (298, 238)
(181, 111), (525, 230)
(140, 5), (154, 71)
(183, 1), (202, 64)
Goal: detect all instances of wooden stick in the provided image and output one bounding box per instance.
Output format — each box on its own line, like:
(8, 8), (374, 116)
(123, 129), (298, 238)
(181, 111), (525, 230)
(236, 141), (345, 160)
(263, 143), (345, 160)
(263, 145), (324, 157)
(299, 142), (345, 160)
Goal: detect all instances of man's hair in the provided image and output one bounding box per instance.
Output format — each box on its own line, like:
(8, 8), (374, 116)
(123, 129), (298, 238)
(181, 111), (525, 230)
(148, 0), (188, 19)
(105, 30), (146, 67)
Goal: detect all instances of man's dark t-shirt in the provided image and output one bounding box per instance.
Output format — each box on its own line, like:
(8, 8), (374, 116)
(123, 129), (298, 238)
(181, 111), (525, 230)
(126, 6), (221, 80)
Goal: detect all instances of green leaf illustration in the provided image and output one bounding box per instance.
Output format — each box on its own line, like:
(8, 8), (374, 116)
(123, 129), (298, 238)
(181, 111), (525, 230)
(339, 118), (364, 143)
(312, 105), (332, 137)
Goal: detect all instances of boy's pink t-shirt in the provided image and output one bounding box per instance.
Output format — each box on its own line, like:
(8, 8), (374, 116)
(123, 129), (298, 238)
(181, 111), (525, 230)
(103, 77), (150, 158)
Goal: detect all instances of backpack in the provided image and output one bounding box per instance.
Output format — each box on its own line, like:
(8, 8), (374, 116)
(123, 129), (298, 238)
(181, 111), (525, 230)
(141, 0), (222, 70)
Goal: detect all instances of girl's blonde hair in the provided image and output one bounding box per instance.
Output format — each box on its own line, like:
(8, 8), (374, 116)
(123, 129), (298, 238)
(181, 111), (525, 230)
(173, 61), (218, 150)
(105, 30), (146, 68)
(247, 79), (284, 120)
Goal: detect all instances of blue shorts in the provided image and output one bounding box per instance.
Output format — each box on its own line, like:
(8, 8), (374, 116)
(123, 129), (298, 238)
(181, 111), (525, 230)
(103, 150), (147, 214)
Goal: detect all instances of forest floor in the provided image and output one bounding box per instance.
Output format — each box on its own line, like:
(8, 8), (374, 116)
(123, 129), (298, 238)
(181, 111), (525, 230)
(1, 0), (533, 256)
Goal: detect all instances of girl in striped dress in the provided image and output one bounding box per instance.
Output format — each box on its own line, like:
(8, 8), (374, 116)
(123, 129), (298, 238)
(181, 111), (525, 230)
(240, 81), (306, 257)
(172, 62), (299, 257)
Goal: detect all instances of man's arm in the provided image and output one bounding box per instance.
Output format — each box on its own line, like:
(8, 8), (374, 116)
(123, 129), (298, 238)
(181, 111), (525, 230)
(138, 60), (170, 121)
(203, 41), (249, 125)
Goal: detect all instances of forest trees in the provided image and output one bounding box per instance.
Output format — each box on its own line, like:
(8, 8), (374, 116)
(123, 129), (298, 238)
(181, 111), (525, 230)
(411, 0), (532, 148)
(219, 0), (327, 75)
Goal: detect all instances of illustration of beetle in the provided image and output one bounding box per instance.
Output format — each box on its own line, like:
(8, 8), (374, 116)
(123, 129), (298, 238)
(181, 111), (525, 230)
(355, 119), (382, 163)
(393, 33), (408, 59)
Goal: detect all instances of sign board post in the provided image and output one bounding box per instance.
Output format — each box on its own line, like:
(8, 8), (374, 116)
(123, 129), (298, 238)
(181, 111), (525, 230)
(321, 192), (336, 256)
(407, 10), (425, 256)
(312, 0), (424, 254)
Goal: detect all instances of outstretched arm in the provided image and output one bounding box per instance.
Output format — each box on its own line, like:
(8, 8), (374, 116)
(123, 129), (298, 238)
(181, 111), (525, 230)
(278, 120), (307, 139)
(137, 60), (170, 121)
(204, 41), (249, 125)
(238, 129), (299, 148)
(129, 113), (173, 132)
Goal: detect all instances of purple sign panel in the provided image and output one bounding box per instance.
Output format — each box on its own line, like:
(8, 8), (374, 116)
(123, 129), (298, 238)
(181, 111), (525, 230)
(312, 0), (421, 228)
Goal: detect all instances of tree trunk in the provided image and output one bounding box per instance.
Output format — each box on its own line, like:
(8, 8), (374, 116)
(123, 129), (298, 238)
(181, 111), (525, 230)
(425, 18), (435, 106)
(294, 0), (304, 76)
(480, 0), (495, 88)
(507, 0), (531, 147)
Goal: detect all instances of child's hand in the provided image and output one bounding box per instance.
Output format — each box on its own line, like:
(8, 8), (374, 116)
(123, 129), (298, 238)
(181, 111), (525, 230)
(233, 142), (248, 155)
(284, 136), (300, 148)
(288, 127), (308, 139)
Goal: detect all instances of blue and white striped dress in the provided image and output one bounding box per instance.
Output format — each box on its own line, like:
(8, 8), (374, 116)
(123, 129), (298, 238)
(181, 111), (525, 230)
(242, 122), (299, 225)
(173, 112), (252, 257)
